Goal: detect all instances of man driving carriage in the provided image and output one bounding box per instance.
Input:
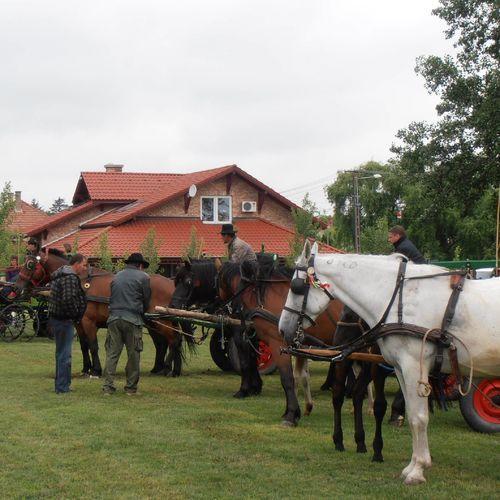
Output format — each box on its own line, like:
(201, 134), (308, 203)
(220, 224), (257, 264)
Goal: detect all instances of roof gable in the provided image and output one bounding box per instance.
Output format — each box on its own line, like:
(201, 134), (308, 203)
(7, 201), (50, 234)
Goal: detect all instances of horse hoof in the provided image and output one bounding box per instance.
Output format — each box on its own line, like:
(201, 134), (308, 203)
(356, 445), (367, 453)
(79, 372), (90, 378)
(334, 444), (345, 452)
(304, 403), (313, 416)
(388, 415), (405, 427)
(372, 455), (384, 463)
(233, 390), (249, 399)
(89, 375), (100, 379)
(320, 383), (331, 391)
(404, 475), (426, 486)
(281, 419), (297, 427)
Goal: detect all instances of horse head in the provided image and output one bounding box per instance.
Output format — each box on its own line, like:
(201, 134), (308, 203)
(171, 259), (218, 308)
(279, 240), (333, 345)
(14, 248), (68, 294)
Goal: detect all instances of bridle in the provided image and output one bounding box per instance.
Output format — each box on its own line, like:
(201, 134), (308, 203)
(283, 253), (335, 346)
(17, 254), (48, 288)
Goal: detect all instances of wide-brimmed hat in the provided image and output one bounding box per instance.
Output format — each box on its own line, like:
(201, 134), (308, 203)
(220, 224), (237, 235)
(125, 252), (150, 268)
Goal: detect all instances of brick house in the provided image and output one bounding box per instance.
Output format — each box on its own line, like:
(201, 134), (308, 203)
(27, 164), (338, 275)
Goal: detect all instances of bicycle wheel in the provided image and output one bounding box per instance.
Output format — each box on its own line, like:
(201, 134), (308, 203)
(0, 304), (30, 342)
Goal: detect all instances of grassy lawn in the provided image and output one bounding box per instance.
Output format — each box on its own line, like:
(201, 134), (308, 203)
(0, 335), (498, 499)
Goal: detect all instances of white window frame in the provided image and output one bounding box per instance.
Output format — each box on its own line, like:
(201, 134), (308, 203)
(200, 196), (232, 224)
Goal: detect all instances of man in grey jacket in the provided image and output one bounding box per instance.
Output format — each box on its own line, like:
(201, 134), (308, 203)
(220, 224), (257, 264)
(103, 253), (151, 395)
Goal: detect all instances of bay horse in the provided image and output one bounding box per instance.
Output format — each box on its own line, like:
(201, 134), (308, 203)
(279, 241), (500, 484)
(15, 249), (190, 377)
(216, 259), (345, 426)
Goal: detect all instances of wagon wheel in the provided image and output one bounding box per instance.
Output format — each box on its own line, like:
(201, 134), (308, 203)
(209, 328), (234, 372)
(0, 304), (30, 342)
(228, 338), (277, 375)
(459, 378), (500, 433)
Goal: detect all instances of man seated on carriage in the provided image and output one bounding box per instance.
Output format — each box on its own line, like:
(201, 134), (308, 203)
(26, 237), (41, 257)
(220, 224), (257, 264)
(1, 256), (20, 301)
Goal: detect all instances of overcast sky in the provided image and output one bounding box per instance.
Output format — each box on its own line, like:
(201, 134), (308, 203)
(0, 0), (453, 212)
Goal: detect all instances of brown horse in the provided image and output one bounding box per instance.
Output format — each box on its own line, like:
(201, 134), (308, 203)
(15, 249), (188, 377)
(217, 260), (344, 426)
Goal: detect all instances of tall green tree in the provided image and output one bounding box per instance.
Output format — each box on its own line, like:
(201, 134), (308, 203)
(391, 0), (499, 258)
(0, 183), (15, 268)
(140, 228), (162, 275)
(181, 227), (205, 261)
(48, 197), (67, 215)
(96, 233), (114, 272)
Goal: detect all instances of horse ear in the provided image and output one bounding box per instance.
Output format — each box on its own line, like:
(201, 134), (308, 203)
(303, 240), (312, 260)
(214, 258), (222, 271)
(183, 260), (191, 270)
(311, 241), (319, 255)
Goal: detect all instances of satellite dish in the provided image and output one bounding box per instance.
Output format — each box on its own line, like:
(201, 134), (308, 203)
(188, 184), (197, 197)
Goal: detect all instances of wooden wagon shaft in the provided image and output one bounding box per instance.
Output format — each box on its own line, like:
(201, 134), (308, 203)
(154, 306), (253, 327)
(294, 347), (385, 364)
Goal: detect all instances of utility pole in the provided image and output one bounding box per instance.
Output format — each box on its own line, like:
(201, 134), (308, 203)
(353, 174), (361, 253)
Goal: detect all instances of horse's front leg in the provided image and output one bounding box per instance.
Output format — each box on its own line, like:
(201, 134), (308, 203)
(352, 363), (371, 453)
(396, 364), (432, 485)
(232, 326), (263, 397)
(82, 319), (102, 377)
(332, 362), (349, 451)
(293, 357), (313, 415)
(372, 364), (388, 462)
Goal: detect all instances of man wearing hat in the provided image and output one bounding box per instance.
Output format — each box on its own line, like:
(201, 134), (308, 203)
(26, 237), (40, 256)
(220, 224), (256, 264)
(103, 253), (151, 395)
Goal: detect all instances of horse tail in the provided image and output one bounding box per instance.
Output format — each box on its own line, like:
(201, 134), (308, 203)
(179, 320), (197, 360)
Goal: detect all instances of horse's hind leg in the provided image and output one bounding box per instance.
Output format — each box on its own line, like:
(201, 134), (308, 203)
(389, 387), (405, 426)
(372, 365), (388, 462)
(332, 362), (349, 451)
(232, 326), (262, 398)
(76, 324), (91, 375)
(170, 334), (184, 377)
(80, 318), (102, 377)
(293, 357), (313, 415)
(148, 329), (168, 374)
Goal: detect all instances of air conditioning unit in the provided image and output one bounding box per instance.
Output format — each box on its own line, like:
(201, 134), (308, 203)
(241, 201), (257, 213)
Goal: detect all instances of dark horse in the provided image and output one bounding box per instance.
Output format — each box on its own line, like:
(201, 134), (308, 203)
(216, 260), (345, 425)
(15, 249), (191, 377)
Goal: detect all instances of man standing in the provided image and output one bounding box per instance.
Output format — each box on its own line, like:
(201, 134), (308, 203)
(220, 224), (257, 264)
(48, 253), (88, 394)
(103, 253), (151, 396)
(388, 225), (426, 264)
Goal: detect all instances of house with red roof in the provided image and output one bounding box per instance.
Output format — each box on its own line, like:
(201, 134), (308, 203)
(7, 191), (49, 235)
(27, 164), (339, 275)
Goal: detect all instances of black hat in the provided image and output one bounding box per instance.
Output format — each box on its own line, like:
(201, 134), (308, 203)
(220, 224), (237, 235)
(124, 252), (150, 268)
(27, 237), (40, 249)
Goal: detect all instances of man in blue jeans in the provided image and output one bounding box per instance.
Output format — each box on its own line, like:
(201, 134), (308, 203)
(48, 253), (88, 394)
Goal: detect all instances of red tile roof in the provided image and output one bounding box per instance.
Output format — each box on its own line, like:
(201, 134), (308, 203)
(26, 201), (95, 236)
(76, 172), (183, 201)
(47, 218), (342, 258)
(7, 201), (50, 234)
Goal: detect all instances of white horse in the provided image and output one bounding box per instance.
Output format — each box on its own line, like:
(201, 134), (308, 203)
(279, 241), (500, 485)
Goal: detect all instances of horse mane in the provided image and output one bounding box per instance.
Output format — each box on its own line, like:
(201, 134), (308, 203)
(48, 248), (67, 259)
(190, 261), (218, 299)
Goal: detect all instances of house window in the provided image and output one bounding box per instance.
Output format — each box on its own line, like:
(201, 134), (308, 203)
(201, 196), (232, 223)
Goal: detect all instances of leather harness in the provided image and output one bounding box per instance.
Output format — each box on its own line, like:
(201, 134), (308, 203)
(284, 255), (467, 381)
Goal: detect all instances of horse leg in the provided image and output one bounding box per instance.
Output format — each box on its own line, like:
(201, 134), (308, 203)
(396, 364), (432, 485)
(372, 365), (388, 462)
(148, 329), (168, 374)
(79, 318), (101, 377)
(320, 362), (335, 391)
(366, 381), (374, 416)
(293, 357), (313, 415)
(389, 387), (406, 427)
(75, 324), (91, 375)
(266, 337), (300, 426)
(352, 363), (371, 453)
(332, 362), (349, 451)
(232, 327), (262, 398)
(170, 334), (184, 377)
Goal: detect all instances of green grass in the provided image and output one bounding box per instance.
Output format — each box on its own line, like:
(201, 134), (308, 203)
(0, 335), (498, 499)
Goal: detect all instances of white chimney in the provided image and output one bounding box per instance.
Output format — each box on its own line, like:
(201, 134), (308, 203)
(104, 164), (124, 173)
(14, 191), (22, 212)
